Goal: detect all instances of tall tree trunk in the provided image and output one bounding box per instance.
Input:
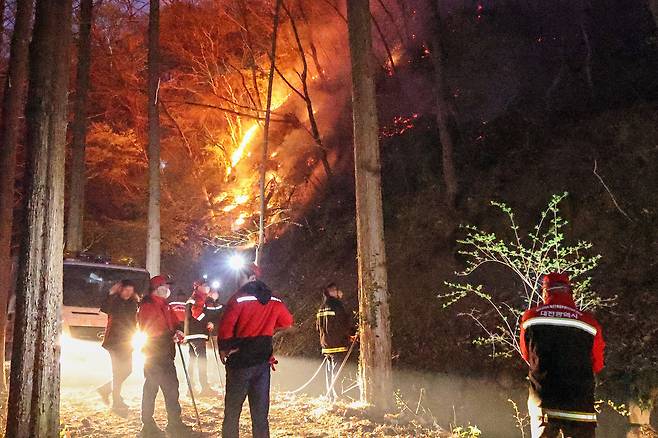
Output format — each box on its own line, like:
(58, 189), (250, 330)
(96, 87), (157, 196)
(649, 0), (658, 29)
(0, 0), (5, 50)
(428, 1), (458, 208)
(146, 0), (161, 274)
(0, 0), (34, 394)
(66, 0), (93, 252)
(346, 0), (393, 412)
(256, 0), (281, 266)
(6, 0), (71, 434)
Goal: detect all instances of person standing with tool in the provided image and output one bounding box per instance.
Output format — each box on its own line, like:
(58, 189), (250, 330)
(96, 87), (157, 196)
(97, 279), (139, 415)
(138, 275), (194, 437)
(520, 272), (605, 438)
(218, 263), (294, 438)
(316, 283), (356, 402)
(184, 279), (220, 396)
(205, 289), (224, 380)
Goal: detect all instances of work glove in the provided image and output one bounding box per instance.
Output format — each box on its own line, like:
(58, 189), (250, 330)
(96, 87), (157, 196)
(220, 348), (239, 364)
(173, 330), (185, 344)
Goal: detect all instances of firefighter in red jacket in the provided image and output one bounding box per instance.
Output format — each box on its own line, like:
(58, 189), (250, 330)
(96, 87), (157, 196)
(316, 282), (355, 402)
(520, 272), (605, 438)
(168, 291), (188, 331)
(218, 263), (294, 438)
(137, 275), (193, 437)
(184, 279), (222, 396)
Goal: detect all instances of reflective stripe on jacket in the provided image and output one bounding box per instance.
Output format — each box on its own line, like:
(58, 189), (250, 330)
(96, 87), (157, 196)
(520, 291), (605, 420)
(316, 297), (353, 354)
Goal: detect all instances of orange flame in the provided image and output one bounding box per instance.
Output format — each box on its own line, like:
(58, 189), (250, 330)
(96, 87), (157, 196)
(231, 124), (259, 169)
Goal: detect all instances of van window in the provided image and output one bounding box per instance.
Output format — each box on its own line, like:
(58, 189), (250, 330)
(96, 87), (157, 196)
(63, 264), (149, 308)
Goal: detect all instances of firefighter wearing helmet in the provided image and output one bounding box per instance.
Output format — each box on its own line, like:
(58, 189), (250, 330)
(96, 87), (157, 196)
(520, 272), (606, 438)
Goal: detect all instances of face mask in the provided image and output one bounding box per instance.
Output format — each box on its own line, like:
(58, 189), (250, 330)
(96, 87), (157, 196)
(155, 286), (171, 299)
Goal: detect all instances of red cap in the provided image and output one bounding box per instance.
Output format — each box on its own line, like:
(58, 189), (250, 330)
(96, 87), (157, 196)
(542, 272), (571, 291)
(150, 275), (171, 290)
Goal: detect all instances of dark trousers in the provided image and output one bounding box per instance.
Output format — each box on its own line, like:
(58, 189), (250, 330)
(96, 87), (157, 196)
(532, 419), (596, 438)
(188, 338), (208, 389)
(324, 353), (345, 402)
(528, 392), (597, 438)
(222, 362), (271, 438)
(99, 348), (132, 404)
(141, 354), (182, 424)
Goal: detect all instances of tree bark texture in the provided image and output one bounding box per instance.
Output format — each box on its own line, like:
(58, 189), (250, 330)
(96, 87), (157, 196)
(346, 0), (393, 412)
(428, 0), (458, 208)
(0, 0), (34, 393)
(66, 0), (94, 252)
(146, 0), (161, 275)
(6, 0), (72, 434)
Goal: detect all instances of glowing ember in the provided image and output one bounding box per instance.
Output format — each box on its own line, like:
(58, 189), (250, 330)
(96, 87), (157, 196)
(223, 204), (237, 212)
(381, 113), (419, 137)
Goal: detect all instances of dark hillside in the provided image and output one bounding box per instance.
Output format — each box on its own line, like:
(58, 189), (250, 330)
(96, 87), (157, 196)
(263, 103), (658, 404)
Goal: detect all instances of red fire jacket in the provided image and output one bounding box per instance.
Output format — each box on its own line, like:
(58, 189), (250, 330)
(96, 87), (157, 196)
(138, 294), (179, 337)
(218, 280), (293, 369)
(169, 300), (187, 329)
(520, 291), (605, 422)
(138, 294), (179, 359)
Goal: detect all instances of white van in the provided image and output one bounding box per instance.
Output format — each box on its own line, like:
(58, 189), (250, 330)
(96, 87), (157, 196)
(6, 258), (150, 351)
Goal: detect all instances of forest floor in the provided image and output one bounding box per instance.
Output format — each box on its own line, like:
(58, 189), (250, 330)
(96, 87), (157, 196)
(59, 389), (450, 437)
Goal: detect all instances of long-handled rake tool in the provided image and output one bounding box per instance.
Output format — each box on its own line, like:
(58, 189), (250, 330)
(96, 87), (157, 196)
(177, 343), (202, 429)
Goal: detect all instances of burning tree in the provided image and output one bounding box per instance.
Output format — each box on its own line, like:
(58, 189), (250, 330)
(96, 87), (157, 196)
(440, 193), (610, 359)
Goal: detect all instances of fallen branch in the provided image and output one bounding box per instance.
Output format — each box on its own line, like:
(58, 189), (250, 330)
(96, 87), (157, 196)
(593, 160), (633, 222)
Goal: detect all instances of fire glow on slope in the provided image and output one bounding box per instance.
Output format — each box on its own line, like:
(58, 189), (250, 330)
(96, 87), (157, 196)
(229, 124), (259, 172)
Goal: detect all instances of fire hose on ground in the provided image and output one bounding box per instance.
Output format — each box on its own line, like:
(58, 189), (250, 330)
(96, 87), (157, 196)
(286, 337), (358, 397)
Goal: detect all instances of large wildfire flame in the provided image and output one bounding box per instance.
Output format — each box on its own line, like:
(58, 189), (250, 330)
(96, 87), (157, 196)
(219, 88), (292, 235)
(227, 90), (291, 174)
(229, 124), (259, 172)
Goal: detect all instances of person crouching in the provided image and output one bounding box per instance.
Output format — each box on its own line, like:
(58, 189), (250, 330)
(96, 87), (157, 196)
(137, 275), (193, 437)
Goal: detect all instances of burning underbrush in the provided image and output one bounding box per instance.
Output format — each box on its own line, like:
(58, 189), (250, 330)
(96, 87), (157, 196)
(59, 391), (451, 437)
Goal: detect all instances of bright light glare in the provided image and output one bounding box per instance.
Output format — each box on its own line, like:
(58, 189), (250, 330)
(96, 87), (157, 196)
(211, 280), (221, 289)
(131, 331), (147, 351)
(228, 254), (246, 271)
(203, 273), (208, 279)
